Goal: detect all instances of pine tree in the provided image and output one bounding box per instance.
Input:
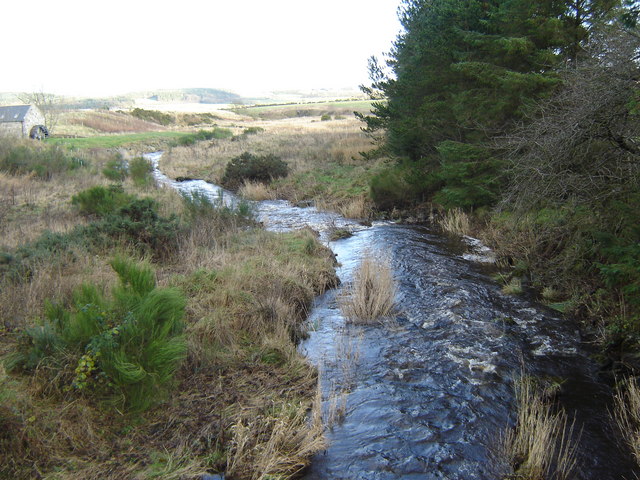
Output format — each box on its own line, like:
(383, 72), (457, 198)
(360, 0), (619, 209)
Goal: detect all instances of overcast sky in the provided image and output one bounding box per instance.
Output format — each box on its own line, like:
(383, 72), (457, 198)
(2, 0), (402, 97)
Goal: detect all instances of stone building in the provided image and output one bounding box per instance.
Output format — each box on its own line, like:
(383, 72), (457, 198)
(0, 105), (48, 139)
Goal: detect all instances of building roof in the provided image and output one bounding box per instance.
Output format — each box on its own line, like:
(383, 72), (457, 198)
(0, 105), (32, 123)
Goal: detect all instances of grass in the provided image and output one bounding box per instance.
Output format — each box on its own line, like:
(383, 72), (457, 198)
(0, 136), (339, 478)
(339, 252), (397, 324)
(159, 116), (383, 218)
(238, 180), (275, 201)
(437, 208), (472, 237)
(500, 374), (580, 480)
(229, 99), (374, 120)
(47, 131), (190, 149)
(613, 376), (640, 466)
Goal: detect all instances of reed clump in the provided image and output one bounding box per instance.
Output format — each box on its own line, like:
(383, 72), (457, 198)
(340, 253), (397, 324)
(501, 375), (580, 480)
(437, 208), (472, 237)
(238, 179), (275, 201)
(613, 376), (640, 465)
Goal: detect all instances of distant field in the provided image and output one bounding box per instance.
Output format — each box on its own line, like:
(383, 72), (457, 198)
(47, 131), (190, 149)
(230, 99), (374, 119)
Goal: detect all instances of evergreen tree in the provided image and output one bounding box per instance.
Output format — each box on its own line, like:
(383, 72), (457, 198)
(361, 0), (618, 209)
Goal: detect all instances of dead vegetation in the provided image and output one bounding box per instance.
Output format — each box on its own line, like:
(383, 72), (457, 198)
(613, 376), (640, 466)
(339, 252), (397, 324)
(437, 208), (472, 237)
(62, 110), (166, 135)
(500, 374), (580, 480)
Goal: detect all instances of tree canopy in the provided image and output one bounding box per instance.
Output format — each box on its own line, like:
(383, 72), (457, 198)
(361, 0), (627, 209)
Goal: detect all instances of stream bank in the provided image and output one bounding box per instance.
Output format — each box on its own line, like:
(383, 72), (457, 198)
(149, 152), (637, 479)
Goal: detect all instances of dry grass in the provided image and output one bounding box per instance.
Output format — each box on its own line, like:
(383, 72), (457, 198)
(502, 277), (524, 295)
(226, 389), (325, 480)
(613, 376), (640, 466)
(158, 116), (381, 214)
(340, 252), (397, 324)
(61, 110), (165, 135)
(437, 208), (472, 236)
(238, 179), (275, 201)
(0, 156), (338, 479)
(501, 375), (580, 480)
(336, 195), (373, 219)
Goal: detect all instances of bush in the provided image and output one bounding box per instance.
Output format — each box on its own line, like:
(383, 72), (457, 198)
(94, 198), (182, 258)
(221, 152), (289, 191)
(129, 157), (154, 186)
(130, 108), (175, 126)
(0, 142), (86, 180)
(370, 163), (430, 210)
(102, 156), (128, 181)
(175, 128), (233, 146)
(6, 257), (186, 412)
(71, 185), (134, 217)
(3, 190), (181, 281)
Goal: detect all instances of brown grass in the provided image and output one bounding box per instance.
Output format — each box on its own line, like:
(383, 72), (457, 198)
(63, 110), (165, 134)
(500, 375), (580, 480)
(437, 208), (472, 237)
(613, 376), (640, 466)
(238, 180), (275, 201)
(158, 116), (381, 213)
(226, 388), (325, 479)
(340, 252), (397, 324)
(0, 148), (338, 478)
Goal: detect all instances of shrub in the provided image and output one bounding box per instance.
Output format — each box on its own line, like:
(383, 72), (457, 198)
(320, 114), (332, 121)
(0, 142), (86, 180)
(175, 128), (233, 146)
(95, 198), (181, 258)
(71, 185), (134, 217)
(2, 192), (182, 282)
(6, 257), (186, 412)
(370, 163), (429, 210)
(102, 156), (128, 181)
(129, 157), (154, 186)
(221, 152), (289, 191)
(130, 108), (175, 126)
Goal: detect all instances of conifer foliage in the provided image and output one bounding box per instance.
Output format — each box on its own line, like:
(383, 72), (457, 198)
(8, 257), (186, 412)
(360, 0), (618, 209)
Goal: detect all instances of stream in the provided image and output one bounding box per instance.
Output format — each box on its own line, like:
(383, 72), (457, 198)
(148, 152), (637, 479)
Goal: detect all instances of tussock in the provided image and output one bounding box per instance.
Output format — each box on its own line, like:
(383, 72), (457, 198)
(226, 391), (325, 480)
(340, 252), (397, 324)
(500, 375), (580, 480)
(613, 376), (640, 465)
(437, 208), (472, 237)
(238, 179), (274, 201)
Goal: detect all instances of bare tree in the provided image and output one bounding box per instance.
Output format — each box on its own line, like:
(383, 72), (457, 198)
(17, 90), (62, 135)
(500, 26), (640, 211)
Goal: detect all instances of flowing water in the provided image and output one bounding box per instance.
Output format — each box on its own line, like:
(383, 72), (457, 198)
(148, 152), (637, 480)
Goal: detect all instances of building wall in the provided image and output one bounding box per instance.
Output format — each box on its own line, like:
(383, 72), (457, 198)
(0, 122), (23, 138)
(21, 106), (46, 137)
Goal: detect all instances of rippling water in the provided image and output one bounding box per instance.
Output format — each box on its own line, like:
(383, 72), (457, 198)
(148, 152), (636, 480)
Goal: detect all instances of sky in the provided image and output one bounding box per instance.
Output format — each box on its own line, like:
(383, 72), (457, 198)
(2, 0), (403, 97)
